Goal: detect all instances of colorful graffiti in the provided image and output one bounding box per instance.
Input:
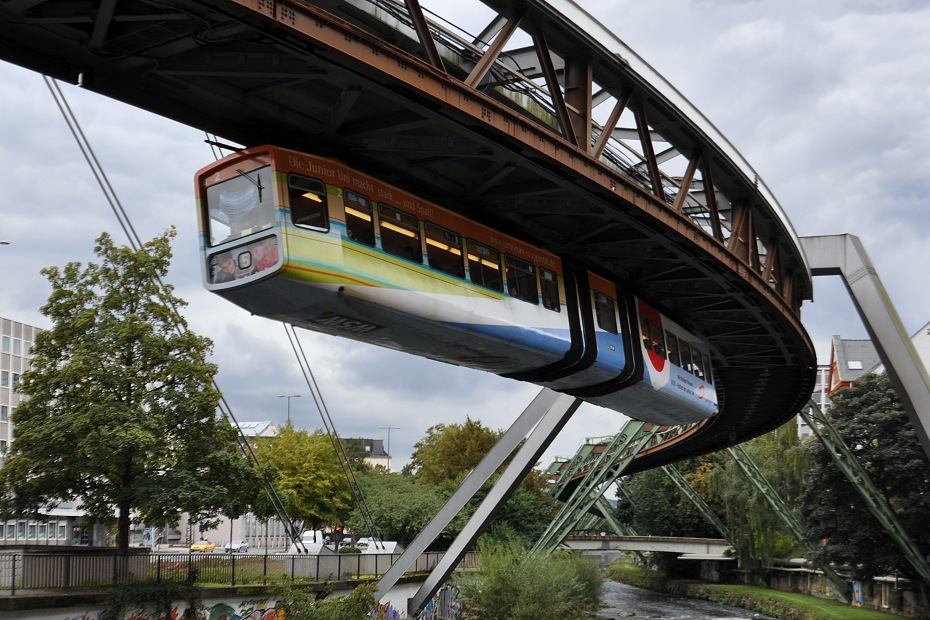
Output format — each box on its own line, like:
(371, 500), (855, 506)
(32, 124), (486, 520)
(206, 601), (282, 620)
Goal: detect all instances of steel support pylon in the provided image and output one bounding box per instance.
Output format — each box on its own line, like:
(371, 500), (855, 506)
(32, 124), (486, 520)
(405, 391), (582, 615)
(801, 234), (930, 462)
(375, 388), (568, 602)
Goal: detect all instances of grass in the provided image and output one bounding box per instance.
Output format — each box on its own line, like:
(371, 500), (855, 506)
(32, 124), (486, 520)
(606, 559), (903, 620)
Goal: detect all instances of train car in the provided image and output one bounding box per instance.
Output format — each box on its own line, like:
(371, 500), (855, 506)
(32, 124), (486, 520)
(195, 145), (717, 425)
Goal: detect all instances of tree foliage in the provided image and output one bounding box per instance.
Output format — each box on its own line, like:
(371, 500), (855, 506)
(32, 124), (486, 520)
(0, 231), (259, 552)
(616, 458), (721, 539)
(799, 373), (930, 606)
(256, 424), (353, 531)
(345, 471), (445, 546)
(453, 537), (602, 620)
(410, 416), (502, 484)
(708, 419), (808, 571)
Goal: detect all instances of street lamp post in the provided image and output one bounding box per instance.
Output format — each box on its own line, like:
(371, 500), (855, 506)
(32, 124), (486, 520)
(277, 394), (301, 425)
(379, 426), (400, 472)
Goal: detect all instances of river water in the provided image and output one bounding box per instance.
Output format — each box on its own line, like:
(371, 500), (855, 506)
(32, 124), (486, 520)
(597, 580), (775, 619)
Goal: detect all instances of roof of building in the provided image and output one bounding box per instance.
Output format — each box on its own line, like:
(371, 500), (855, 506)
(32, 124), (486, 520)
(831, 335), (882, 383)
(236, 421), (278, 437)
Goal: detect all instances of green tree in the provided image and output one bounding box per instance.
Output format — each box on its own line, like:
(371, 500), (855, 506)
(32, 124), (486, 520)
(345, 471), (445, 546)
(0, 231), (258, 553)
(800, 373), (930, 612)
(458, 470), (560, 547)
(410, 416), (503, 484)
(708, 419), (808, 575)
(256, 425), (353, 533)
(616, 458), (721, 538)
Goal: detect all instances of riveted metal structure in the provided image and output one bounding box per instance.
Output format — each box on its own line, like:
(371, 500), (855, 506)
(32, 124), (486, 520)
(0, 0), (817, 466)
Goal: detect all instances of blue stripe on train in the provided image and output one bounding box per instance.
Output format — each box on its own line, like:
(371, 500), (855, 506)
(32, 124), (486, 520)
(445, 322), (572, 357)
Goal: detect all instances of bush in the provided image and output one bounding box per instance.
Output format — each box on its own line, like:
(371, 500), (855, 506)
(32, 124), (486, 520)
(453, 538), (602, 620)
(273, 583), (379, 620)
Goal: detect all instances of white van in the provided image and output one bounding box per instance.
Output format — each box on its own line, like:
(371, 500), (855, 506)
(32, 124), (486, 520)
(286, 530), (332, 554)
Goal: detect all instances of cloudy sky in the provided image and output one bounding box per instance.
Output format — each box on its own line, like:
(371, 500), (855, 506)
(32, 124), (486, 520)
(2, 0), (929, 470)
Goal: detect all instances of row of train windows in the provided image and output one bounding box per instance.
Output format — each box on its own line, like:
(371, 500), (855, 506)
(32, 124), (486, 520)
(641, 317), (712, 382)
(289, 175), (561, 311)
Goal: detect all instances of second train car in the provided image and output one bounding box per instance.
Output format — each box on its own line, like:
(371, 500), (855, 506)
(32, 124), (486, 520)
(196, 145), (718, 425)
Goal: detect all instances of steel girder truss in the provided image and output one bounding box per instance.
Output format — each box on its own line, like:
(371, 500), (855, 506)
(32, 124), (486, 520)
(661, 465), (732, 543)
(534, 420), (659, 552)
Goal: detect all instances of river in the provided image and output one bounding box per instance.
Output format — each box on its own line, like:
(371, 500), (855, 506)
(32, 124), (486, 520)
(597, 580), (775, 619)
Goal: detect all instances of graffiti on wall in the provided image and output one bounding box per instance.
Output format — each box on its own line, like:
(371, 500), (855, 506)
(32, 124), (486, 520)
(41, 600), (282, 620)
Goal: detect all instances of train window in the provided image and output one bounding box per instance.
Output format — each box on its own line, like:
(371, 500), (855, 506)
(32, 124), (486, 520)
(640, 318), (666, 358)
(206, 165), (275, 246)
(540, 268), (560, 313)
(650, 322), (667, 358)
(467, 241), (502, 291)
(640, 316), (651, 352)
(665, 332), (681, 367)
(505, 255), (538, 304)
(690, 345), (706, 379)
(425, 223), (465, 278)
(594, 292), (617, 333)
(679, 343), (693, 374)
(379, 204), (422, 263)
(344, 190), (374, 246)
(289, 175), (328, 230)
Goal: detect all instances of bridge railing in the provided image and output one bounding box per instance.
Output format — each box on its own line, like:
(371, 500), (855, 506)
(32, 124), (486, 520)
(0, 550), (478, 595)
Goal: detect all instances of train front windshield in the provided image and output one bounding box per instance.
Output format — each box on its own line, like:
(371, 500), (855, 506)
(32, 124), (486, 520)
(205, 165), (275, 247)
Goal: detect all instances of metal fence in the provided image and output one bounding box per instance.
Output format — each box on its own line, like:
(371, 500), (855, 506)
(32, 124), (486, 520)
(0, 550), (477, 594)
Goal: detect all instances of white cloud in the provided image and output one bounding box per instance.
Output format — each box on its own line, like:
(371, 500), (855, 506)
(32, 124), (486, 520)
(2, 0), (929, 472)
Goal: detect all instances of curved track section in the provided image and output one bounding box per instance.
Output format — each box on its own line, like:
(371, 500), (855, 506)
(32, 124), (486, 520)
(0, 0), (816, 467)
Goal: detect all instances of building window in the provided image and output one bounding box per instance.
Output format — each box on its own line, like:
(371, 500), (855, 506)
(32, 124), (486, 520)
(0, 405), (7, 422)
(12, 339), (20, 356)
(1, 371), (7, 388)
(1, 336), (9, 353)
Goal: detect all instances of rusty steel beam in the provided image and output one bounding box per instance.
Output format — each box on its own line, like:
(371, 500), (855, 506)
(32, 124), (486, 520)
(403, 0), (445, 72)
(465, 11), (524, 88)
(531, 26), (577, 147)
(563, 54), (592, 150)
(633, 99), (664, 202)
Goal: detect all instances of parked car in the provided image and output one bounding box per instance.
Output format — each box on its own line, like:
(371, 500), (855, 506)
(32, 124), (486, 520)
(224, 539), (249, 553)
(355, 537), (373, 549)
(190, 540), (215, 553)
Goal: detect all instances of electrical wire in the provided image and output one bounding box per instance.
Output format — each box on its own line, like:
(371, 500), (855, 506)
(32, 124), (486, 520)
(283, 323), (385, 549)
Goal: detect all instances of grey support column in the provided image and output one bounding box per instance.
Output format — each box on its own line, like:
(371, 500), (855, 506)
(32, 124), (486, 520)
(800, 234), (930, 461)
(407, 392), (582, 615)
(375, 388), (571, 602)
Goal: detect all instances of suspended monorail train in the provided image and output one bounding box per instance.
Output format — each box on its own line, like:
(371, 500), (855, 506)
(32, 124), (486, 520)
(196, 145), (718, 425)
